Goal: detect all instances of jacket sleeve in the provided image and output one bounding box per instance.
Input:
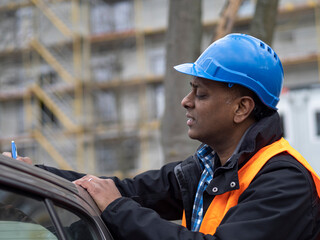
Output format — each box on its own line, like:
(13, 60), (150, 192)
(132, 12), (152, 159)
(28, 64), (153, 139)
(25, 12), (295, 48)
(35, 161), (183, 219)
(108, 161), (184, 220)
(101, 155), (319, 240)
(101, 160), (218, 240)
(35, 164), (86, 181)
(102, 197), (216, 240)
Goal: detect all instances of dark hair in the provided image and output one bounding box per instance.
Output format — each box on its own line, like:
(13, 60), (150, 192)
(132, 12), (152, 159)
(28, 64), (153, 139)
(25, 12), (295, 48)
(227, 83), (276, 121)
(250, 93), (276, 121)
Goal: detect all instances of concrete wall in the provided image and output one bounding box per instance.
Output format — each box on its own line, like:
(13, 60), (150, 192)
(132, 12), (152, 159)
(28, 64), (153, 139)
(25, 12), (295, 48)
(0, 0), (319, 174)
(273, 15), (317, 58)
(0, 100), (24, 137)
(141, 0), (168, 30)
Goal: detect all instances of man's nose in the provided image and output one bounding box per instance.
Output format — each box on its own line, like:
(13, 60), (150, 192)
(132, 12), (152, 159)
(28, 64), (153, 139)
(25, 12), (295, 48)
(181, 92), (194, 109)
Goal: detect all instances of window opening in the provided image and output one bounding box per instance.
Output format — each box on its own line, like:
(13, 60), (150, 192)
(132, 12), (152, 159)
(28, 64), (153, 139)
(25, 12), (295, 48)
(0, 188), (58, 240)
(53, 204), (99, 240)
(316, 111), (320, 137)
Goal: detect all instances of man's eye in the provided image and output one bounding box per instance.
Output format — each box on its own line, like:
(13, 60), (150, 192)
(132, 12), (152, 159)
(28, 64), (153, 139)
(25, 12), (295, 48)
(196, 94), (206, 99)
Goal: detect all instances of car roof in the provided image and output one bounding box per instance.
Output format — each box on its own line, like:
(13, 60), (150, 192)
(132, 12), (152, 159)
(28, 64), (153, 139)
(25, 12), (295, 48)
(0, 155), (114, 240)
(0, 154), (100, 215)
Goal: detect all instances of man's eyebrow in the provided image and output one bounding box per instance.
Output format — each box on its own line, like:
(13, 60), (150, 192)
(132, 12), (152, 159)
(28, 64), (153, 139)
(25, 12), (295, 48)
(190, 82), (198, 88)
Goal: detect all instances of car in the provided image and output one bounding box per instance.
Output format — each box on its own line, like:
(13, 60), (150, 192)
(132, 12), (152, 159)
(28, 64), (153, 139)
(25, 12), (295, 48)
(0, 154), (114, 240)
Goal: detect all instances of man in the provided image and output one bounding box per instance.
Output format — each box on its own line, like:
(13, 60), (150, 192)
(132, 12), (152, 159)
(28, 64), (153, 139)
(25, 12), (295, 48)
(8, 34), (320, 239)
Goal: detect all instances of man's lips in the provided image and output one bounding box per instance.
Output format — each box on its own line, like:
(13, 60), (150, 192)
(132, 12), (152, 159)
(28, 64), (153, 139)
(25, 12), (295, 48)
(186, 114), (195, 126)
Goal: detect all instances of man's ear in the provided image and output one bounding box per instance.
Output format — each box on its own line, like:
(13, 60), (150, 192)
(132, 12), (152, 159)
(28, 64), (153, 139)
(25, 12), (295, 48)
(233, 96), (255, 123)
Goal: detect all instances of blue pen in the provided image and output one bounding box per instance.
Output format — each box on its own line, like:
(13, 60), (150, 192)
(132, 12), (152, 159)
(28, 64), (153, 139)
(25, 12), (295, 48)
(11, 141), (17, 159)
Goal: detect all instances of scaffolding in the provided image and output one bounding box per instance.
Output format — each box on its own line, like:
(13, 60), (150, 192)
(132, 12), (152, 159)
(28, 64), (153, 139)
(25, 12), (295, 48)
(0, 0), (319, 176)
(24, 0), (89, 171)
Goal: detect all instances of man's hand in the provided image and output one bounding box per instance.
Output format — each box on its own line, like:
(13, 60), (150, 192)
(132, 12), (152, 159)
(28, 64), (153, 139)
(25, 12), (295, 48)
(73, 175), (122, 211)
(2, 152), (33, 164)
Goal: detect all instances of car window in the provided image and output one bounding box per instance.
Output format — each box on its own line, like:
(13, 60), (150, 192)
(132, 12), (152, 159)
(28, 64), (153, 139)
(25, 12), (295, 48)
(0, 221), (57, 240)
(53, 204), (99, 240)
(0, 188), (58, 240)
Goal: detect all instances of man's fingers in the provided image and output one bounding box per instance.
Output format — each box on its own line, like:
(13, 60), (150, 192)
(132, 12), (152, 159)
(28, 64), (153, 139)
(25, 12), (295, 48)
(73, 175), (96, 186)
(74, 176), (121, 211)
(2, 152), (33, 164)
(16, 156), (33, 164)
(2, 152), (12, 158)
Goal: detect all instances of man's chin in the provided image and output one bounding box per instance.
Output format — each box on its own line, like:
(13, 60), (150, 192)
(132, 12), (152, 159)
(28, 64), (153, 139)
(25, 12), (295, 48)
(187, 130), (199, 140)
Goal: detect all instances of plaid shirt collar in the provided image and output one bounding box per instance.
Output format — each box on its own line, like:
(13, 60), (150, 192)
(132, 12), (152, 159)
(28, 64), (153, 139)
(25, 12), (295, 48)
(197, 144), (215, 173)
(191, 144), (215, 232)
(190, 127), (252, 231)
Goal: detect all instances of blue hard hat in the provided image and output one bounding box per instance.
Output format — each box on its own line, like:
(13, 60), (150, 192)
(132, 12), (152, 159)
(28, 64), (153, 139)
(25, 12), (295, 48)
(174, 33), (284, 109)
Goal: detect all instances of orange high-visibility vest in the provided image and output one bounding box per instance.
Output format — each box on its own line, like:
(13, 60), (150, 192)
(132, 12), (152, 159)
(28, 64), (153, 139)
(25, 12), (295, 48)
(182, 138), (320, 235)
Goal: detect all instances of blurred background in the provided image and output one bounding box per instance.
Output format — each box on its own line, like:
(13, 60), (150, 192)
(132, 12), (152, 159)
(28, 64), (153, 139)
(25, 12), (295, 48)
(0, 0), (319, 177)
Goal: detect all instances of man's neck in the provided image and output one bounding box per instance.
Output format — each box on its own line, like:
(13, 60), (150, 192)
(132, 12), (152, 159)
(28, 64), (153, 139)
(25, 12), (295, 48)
(212, 122), (255, 166)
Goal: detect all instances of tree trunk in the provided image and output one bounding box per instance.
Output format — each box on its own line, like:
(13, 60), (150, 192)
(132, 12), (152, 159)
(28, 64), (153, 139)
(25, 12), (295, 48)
(249, 0), (280, 46)
(161, 0), (202, 163)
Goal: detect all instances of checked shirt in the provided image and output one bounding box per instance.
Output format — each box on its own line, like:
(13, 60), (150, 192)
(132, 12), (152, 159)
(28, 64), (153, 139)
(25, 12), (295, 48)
(191, 144), (215, 232)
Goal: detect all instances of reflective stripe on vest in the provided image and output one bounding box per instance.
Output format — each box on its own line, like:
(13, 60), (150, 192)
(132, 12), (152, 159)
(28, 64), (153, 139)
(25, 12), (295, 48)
(182, 137), (320, 235)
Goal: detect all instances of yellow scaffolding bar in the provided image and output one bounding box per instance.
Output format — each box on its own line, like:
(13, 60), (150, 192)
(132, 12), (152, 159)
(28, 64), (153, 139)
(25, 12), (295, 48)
(31, 0), (74, 38)
(33, 129), (74, 169)
(30, 84), (81, 132)
(30, 39), (75, 84)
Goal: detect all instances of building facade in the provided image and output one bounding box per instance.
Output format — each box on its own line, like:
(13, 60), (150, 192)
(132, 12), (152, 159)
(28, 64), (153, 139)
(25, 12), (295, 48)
(0, 0), (319, 175)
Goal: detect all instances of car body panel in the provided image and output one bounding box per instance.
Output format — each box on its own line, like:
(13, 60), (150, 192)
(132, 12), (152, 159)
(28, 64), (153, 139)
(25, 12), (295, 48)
(0, 155), (114, 240)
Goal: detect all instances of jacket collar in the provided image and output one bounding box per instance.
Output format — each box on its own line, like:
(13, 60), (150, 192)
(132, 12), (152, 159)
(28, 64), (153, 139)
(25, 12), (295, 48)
(237, 111), (283, 167)
(205, 112), (283, 196)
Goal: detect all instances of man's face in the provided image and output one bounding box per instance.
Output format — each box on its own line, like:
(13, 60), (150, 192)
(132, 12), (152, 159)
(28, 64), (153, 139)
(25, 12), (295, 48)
(181, 77), (237, 147)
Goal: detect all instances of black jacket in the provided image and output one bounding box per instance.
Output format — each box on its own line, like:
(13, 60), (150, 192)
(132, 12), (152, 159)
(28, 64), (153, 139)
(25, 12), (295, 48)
(38, 113), (320, 240)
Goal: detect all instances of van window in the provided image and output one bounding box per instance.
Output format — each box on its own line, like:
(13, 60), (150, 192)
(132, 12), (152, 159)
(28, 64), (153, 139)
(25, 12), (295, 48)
(316, 111), (320, 136)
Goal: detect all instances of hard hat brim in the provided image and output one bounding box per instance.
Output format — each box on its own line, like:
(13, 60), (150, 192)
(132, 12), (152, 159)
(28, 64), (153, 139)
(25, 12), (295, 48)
(174, 63), (279, 110)
(174, 63), (214, 81)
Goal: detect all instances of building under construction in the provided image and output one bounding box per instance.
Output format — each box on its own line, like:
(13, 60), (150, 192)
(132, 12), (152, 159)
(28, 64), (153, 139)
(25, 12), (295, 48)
(0, 0), (320, 176)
